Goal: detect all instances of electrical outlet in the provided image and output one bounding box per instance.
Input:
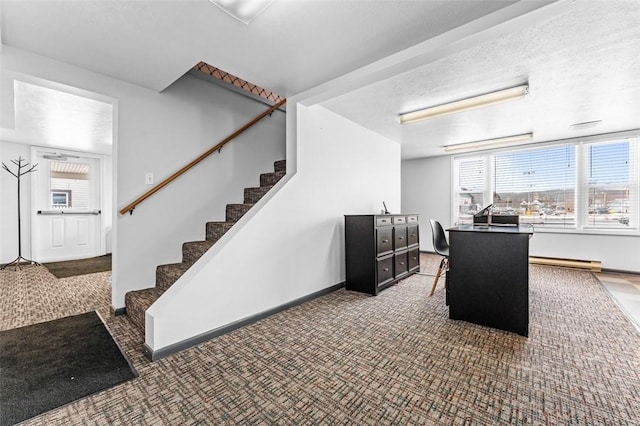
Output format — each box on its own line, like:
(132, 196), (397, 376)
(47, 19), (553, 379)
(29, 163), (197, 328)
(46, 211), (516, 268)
(145, 172), (154, 185)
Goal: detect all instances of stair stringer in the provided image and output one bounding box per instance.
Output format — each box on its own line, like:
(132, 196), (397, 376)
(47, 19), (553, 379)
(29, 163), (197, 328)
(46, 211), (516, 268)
(144, 172), (295, 354)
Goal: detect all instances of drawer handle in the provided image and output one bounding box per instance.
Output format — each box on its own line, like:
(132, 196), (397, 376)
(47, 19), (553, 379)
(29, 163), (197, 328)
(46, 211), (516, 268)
(412, 256), (417, 260)
(411, 234), (416, 237)
(399, 262), (405, 265)
(383, 268), (389, 272)
(398, 236), (404, 240)
(382, 239), (389, 243)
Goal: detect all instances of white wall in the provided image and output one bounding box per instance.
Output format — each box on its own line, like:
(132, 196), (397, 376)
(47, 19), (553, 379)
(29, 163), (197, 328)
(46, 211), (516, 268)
(0, 141), (32, 262)
(1, 46), (285, 307)
(401, 155), (640, 272)
(114, 72), (286, 308)
(147, 104), (401, 351)
(103, 154), (113, 254)
(401, 155), (451, 252)
(528, 232), (640, 272)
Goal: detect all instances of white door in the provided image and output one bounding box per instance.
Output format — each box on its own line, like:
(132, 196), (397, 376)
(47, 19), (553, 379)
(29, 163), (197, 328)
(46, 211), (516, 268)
(31, 149), (102, 262)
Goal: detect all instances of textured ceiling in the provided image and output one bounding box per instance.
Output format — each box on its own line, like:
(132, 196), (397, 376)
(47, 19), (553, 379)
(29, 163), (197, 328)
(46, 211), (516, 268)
(1, 0), (638, 160)
(321, 1), (640, 158)
(8, 80), (113, 154)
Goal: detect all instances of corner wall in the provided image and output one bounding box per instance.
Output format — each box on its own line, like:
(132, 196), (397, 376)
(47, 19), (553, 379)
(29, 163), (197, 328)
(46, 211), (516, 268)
(147, 104), (401, 351)
(401, 156), (452, 252)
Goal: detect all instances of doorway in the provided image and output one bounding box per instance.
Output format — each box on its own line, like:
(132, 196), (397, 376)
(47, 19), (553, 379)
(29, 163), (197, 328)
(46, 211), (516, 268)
(31, 148), (106, 262)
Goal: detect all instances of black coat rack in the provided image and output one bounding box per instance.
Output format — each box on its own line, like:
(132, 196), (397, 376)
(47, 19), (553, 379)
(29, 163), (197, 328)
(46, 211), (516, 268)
(2, 156), (40, 270)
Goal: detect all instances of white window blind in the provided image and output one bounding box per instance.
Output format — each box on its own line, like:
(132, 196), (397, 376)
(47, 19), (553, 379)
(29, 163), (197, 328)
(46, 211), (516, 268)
(451, 133), (639, 233)
(582, 140), (636, 229)
(493, 145), (576, 228)
(454, 157), (486, 224)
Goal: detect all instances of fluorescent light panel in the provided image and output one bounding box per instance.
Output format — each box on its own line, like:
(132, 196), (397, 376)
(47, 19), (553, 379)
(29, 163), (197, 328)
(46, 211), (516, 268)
(210, 0), (274, 24)
(400, 84), (529, 124)
(443, 133), (534, 153)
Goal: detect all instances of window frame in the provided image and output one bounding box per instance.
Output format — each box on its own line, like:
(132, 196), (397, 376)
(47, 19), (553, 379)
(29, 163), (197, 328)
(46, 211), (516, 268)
(452, 155), (491, 225)
(50, 190), (70, 208)
(450, 131), (640, 236)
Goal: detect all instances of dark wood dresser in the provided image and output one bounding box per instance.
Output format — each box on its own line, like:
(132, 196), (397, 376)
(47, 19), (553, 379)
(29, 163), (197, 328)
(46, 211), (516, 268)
(345, 214), (420, 295)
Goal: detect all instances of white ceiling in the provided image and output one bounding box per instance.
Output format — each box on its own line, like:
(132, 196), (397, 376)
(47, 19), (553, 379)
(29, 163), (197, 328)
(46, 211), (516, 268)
(8, 80), (113, 154)
(1, 0), (639, 159)
(321, 0), (640, 158)
(0, 0), (517, 94)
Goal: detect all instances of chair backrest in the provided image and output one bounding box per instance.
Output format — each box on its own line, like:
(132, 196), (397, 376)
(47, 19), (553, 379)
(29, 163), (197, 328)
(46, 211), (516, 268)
(429, 219), (449, 257)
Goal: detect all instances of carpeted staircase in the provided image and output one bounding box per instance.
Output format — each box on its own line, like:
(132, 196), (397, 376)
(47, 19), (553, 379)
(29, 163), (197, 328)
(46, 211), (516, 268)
(124, 160), (286, 333)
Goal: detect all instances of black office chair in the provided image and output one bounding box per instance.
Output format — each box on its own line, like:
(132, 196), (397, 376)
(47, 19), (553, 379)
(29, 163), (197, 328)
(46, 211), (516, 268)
(429, 219), (449, 296)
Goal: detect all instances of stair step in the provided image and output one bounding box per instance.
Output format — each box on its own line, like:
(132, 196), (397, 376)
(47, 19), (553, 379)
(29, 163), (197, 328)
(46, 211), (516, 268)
(124, 287), (164, 332)
(226, 203), (253, 223)
(206, 221), (234, 243)
(274, 159), (286, 173)
(244, 185), (273, 204)
(125, 159), (288, 339)
(182, 240), (214, 264)
(156, 262), (190, 291)
(260, 171), (286, 187)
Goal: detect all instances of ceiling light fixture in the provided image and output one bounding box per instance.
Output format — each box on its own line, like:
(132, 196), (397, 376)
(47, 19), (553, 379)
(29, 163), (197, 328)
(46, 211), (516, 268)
(42, 152), (80, 161)
(569, 120), (602, 130)
(443, 133), (534, 153)
(399, 84), (529, 124)
(209, 0), (274, 24)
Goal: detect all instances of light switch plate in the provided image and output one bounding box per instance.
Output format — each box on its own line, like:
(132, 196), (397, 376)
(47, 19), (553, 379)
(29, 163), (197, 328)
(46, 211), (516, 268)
(145, 172), (154, 185)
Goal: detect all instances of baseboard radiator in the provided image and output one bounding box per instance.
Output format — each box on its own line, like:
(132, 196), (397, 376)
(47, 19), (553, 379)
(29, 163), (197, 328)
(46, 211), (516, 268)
(529, 256), (602, 272)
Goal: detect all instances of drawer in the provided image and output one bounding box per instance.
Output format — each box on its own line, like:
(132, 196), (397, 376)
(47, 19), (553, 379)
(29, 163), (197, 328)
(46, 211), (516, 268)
(407, 215), (418, 224)
(408, 247), (420, 272)
(394, 251), (409, 278)
(393, 216), (406, 225)
(394, 226), (407, 250)
(377, 255), (394, 287)
(376, 227), (393, 255)
(407, 224), (419, 246)
(376, 216), (393, 227)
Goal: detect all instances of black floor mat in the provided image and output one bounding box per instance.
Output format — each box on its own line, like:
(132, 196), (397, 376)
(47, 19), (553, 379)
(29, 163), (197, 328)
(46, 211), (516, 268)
(43, 254), (111, 278)
(0, 311), (137, 425)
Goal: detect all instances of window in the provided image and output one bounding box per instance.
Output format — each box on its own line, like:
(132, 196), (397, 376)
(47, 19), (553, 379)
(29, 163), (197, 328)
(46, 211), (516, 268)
(452, 133), (639, 232)
(49, 161), (90, 210)
(583, 140), (636, 229)
(454, 157), (487, 225)
(493, 145), (576, 228)
(51, 191), (70, 208)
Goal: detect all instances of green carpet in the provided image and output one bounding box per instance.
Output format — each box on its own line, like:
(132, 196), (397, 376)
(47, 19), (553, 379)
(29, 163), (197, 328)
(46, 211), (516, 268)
(0, 311), (136, 425)
(43, 254), (111, 278)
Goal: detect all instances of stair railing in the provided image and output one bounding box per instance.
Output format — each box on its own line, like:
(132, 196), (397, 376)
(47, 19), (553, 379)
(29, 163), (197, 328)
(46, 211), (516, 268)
(119, 98), (287, 215)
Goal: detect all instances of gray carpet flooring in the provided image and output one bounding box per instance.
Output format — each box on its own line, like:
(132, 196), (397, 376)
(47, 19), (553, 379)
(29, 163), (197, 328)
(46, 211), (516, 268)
(1, 254), (639, 424)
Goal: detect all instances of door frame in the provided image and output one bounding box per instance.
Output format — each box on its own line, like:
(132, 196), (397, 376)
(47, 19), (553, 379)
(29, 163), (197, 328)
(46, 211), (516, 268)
(30, 146), (110, 261)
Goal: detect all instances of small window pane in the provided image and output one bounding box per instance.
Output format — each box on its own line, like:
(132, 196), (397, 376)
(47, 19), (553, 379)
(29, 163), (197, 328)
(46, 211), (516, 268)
(51, 191), (69, 207)
(493, 146), (576, 228)
(585, 141), (632, 229)
(455, 158), (485, 224)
